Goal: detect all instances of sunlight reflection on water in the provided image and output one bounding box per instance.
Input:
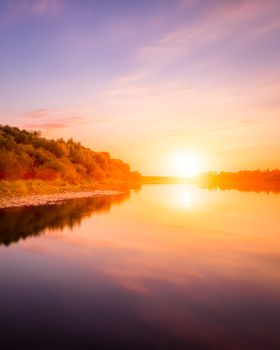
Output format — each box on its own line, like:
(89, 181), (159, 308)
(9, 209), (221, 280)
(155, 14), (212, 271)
(0, 185), (280, 350)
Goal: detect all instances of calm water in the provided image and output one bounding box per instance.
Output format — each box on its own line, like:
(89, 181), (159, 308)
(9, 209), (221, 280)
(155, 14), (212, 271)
(1, 185), (280, 350)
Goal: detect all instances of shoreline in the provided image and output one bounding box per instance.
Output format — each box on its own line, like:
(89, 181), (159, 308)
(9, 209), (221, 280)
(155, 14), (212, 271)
(0, 189), (122, 210)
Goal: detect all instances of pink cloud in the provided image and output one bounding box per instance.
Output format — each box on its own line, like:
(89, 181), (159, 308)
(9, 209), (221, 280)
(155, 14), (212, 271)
(24, 122), (67, 130)
(24, 116), (89, 131)
(21, 107), (90, 131)
(21, 106), (112, 132)
(23, 109), (52, 120)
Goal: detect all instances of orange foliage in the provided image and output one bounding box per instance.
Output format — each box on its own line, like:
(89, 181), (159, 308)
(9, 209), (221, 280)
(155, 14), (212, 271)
(0, 125), (141, 184)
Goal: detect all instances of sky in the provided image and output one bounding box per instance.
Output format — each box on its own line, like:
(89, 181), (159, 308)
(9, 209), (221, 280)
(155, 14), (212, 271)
(0, 0), (280, 175)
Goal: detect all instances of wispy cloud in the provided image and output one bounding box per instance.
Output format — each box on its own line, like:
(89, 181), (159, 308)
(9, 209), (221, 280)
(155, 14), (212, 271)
(21, 106), (113, 132)
(163, 119), (263, 140)
(100, 0), (280, 117)
(23, 109), (52, 120)
(135, 0), (279, 67)
(22, 107), (89, 131)
(24, 117), (87, 131)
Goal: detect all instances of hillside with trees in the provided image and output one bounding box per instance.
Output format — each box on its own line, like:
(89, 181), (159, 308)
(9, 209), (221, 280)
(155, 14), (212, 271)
(0, 125), (141, 186)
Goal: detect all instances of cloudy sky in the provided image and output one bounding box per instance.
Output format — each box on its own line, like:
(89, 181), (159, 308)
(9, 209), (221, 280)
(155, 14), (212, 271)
(0, 0), (280, 175)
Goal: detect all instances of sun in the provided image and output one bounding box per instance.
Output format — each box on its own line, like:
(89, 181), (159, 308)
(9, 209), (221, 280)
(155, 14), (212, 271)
(170, 151), (204, 178)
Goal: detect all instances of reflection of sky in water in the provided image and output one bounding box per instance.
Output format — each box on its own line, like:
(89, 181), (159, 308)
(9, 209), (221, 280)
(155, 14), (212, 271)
(0, 185), (280, 349)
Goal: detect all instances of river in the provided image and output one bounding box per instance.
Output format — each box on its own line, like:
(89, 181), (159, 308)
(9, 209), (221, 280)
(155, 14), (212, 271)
(0, 184), (280, 349)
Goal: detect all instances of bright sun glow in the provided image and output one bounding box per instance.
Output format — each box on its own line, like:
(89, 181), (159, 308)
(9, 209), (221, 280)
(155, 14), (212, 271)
(170, 151), (204, 178)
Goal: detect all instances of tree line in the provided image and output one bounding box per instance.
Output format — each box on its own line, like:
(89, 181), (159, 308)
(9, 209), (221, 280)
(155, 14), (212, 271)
(0, 125), (141, 184)
(198, 170), (280, 184)
(196, 170), (280, 193)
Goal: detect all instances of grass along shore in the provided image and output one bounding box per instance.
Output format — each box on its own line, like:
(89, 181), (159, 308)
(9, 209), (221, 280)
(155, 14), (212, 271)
(0, 179), (130, 196)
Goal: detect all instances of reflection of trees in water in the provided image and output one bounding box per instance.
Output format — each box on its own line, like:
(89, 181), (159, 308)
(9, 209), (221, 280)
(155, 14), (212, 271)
(200, 183), (280, 193)
(197, 171), (280, 193)
(0, 193), (129, 247)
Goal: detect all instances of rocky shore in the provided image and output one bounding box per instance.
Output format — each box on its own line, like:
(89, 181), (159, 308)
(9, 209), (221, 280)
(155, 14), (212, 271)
(0, 190), (121, 209)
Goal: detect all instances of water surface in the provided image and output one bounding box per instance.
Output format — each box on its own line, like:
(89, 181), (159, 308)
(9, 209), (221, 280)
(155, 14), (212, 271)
(1, 185), (280, 349)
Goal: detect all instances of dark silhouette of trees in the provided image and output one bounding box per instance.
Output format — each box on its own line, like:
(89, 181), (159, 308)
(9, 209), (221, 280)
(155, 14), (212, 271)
(0, 193), (129, 246)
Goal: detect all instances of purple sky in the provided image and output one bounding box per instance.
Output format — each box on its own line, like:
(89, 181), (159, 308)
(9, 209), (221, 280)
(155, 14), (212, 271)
(0, 0), (280, 174)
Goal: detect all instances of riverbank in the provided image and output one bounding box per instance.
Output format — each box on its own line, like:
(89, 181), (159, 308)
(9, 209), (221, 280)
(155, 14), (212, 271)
(0, 190), (122, 209)
(0, 180), (130, 209)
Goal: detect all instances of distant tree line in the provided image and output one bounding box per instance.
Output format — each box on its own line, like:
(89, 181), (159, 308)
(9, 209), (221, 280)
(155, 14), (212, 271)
(142, 171), (280, 193)
(197, 170), (280, 193)
(198, 170), (280, 183)
(0, 125), (141, 183)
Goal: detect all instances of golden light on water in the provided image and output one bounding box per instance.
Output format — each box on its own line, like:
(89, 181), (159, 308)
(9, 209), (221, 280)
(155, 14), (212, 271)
(180, 190), (195, 209)
(165, 185), (198, 210)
